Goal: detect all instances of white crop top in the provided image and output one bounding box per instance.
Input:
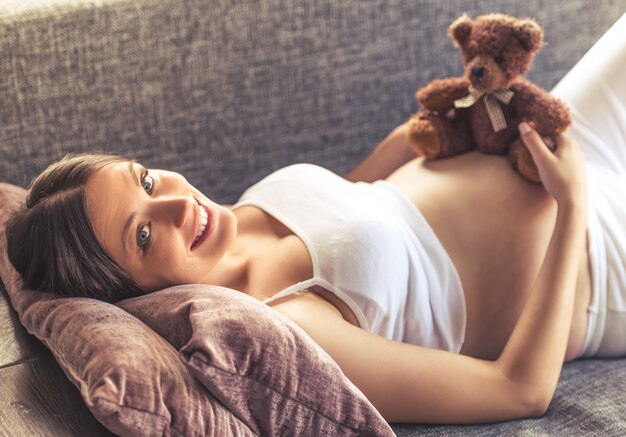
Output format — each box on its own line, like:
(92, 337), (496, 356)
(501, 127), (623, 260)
(233, 164), (466, 352)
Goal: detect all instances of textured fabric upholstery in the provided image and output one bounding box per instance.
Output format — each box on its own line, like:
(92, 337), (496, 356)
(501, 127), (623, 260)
(1, 0), (624, 204)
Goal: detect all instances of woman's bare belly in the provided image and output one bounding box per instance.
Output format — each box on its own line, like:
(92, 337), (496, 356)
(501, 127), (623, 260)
(385, 152), (592, 361)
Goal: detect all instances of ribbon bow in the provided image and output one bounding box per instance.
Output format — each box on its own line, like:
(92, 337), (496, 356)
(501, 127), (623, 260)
(454, 87), (515, 132)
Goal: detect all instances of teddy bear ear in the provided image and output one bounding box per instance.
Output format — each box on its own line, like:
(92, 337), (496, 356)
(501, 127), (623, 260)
(514, 19), (544, 52)
(448, 13), (473, 48)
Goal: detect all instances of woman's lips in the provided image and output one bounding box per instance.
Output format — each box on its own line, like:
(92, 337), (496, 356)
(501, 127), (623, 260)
(191, 200), (213, 251)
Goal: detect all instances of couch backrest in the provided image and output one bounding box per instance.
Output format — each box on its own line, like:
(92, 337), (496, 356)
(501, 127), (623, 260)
(1, 0), (624, 203)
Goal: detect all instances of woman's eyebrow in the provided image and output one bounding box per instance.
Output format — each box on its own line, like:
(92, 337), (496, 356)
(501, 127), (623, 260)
(122, 212), (137, 256)
(127, 161), (139, 187)
(122, 162), (140, 254)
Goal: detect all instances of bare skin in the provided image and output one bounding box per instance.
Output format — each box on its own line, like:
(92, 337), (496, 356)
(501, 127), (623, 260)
(85, 121), (588, 424)
(385, 151), (591, 362)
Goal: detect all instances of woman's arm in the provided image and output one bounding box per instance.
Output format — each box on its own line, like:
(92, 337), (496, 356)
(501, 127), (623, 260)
(345, 122), (417, 183)
(498, 122), (587, 407)
(275, 123), (587, 424)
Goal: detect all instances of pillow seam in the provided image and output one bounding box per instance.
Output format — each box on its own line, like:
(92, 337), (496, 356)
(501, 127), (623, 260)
(188, 354), (370, 433)
(93, 397), (185, 436)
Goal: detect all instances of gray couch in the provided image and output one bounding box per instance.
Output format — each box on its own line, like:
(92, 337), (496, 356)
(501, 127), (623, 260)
(1, 0), (626, 435)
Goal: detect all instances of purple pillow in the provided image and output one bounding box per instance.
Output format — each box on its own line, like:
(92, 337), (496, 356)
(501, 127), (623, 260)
(119, 286), (395, 436)
(0, 182), (394, 436)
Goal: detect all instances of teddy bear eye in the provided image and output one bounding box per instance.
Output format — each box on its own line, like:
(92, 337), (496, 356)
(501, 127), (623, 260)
(494, 55), (505, 65)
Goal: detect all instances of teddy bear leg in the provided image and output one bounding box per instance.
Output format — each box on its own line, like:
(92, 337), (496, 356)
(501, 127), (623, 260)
(508, 138), (541, 183)
(407, 112), (442, 158)
(408, 110), (475, 159)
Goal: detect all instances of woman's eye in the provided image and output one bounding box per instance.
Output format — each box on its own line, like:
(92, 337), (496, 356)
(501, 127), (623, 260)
(137, 223), (151, 249)
(141, 170), (154, 194)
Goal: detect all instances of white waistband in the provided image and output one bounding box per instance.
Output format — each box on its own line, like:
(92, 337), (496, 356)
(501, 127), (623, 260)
(579, 198), (607, 358)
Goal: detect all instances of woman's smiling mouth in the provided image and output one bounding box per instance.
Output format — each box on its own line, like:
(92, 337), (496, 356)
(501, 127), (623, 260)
(191, 200), (213, 250)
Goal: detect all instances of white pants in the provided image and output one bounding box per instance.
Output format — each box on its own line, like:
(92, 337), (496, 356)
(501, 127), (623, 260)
(551, 13), (626, 358)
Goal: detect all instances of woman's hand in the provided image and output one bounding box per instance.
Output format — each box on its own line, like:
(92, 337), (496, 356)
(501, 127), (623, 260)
(519, 122), (587, 209)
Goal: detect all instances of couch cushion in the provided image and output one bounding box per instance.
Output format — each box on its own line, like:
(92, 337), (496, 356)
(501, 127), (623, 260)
(3, 0), (619, 204)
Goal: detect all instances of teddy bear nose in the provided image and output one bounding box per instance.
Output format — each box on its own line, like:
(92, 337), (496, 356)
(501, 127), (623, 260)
(471, 65), (485, 77)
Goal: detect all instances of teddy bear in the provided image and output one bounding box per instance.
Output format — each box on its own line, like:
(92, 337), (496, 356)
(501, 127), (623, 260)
(407, 13), (571, 182)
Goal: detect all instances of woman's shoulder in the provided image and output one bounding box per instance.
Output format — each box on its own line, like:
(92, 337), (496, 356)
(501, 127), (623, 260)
(235, 163), (348, 205)
(267, 289), (348, 330)
(263, 162), (343, 180)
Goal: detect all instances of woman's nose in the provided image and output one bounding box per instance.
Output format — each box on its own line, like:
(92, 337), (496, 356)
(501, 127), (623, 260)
(151, 196), (195, 228)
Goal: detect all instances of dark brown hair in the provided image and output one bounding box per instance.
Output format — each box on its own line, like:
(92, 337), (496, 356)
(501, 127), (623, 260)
(6, 153), (145, 302)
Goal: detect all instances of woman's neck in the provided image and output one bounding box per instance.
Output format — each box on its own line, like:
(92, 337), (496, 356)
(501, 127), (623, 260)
(203, 247), (250, 293)
(202, 207), (258, 298)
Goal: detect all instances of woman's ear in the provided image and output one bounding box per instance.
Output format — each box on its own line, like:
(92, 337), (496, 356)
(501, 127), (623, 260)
(448, 13), (473, 49)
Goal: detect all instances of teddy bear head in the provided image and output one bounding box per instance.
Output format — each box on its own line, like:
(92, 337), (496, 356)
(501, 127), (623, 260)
(448, 13), (543, 91)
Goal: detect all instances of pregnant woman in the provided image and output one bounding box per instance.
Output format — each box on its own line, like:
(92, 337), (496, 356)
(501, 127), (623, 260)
(6, 13), (625, 425)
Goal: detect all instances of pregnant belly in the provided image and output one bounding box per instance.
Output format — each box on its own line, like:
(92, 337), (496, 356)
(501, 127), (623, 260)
(386, 152), (592, 361)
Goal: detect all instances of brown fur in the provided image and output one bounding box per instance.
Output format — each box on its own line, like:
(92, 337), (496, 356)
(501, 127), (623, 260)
(408, 13), (571, 182)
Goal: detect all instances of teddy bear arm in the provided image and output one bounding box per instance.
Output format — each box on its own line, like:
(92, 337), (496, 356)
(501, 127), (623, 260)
(512, 84), (571, 135)
(417, 77), (470, 113)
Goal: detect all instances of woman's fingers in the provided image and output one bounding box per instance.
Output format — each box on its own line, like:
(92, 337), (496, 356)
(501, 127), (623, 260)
(518, 121), (555, 192)
(517, 121), (587, 206)
(518, 122), (553, 163)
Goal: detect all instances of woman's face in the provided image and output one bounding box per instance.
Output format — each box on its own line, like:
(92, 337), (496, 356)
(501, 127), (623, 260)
(85, 161), (237, 292)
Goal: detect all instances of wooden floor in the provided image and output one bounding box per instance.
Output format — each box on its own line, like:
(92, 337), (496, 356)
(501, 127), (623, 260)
(0, 284), (114, 437)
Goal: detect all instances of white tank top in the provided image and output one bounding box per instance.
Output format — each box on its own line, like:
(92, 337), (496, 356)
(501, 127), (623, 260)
(233, 164), (466, 352)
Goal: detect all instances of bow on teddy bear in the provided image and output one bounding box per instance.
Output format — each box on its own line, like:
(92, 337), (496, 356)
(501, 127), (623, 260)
(408, 13), (571, 183)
